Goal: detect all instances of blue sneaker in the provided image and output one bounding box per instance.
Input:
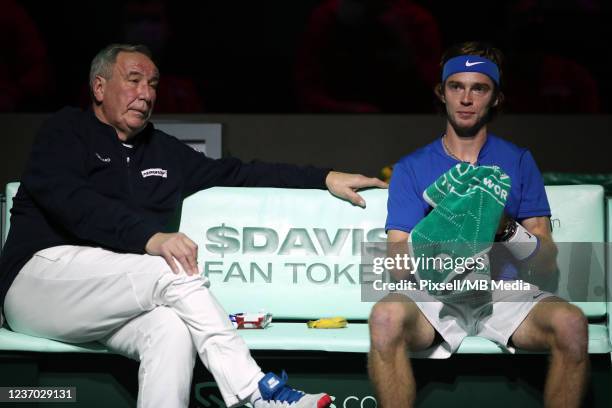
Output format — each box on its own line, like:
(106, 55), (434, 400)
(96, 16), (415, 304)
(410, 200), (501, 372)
(253, 371), (332, 408)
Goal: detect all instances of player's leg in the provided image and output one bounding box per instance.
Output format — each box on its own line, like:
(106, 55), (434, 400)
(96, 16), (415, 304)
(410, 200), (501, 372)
(368, 293), (437, 408)
(100, 307), (197, 408)
(510, 297), (589, 408)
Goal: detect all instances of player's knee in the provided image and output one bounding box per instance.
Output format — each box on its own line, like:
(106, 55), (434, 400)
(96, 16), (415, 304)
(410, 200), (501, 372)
(550, 305), (588, 360)
(369, 300), (414, 352)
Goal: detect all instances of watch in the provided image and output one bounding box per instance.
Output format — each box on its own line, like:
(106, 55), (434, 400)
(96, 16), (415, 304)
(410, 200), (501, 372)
(495, 218), (517, 242)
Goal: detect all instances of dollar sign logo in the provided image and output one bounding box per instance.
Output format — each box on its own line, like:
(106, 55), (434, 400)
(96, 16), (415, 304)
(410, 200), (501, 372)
(206, 223), (240, 257)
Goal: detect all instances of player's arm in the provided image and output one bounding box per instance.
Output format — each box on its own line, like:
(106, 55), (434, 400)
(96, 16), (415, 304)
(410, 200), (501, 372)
(508, 149), (557, 278)
(387, 229), (413, 282)
(520, 216), (558, 277)
(497, 215), (558, 279)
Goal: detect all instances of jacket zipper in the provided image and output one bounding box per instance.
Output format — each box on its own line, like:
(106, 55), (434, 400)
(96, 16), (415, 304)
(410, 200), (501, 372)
(120, 145), (134, 197)
(127, 155), (134, 196)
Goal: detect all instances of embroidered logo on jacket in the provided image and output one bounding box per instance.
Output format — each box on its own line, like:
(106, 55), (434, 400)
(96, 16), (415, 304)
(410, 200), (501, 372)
(141, 168), (168, 178)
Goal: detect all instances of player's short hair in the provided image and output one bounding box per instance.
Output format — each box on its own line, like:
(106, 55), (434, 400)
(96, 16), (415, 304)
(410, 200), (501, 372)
(89, 44), (153, 99)
(434, 41), (505, 120)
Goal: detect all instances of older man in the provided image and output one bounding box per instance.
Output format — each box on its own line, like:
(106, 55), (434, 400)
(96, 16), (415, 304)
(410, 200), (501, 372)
(0, 43), (385, 408)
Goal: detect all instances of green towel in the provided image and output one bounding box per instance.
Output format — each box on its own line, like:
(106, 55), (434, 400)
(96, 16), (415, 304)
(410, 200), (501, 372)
(410, 163), (511, 296)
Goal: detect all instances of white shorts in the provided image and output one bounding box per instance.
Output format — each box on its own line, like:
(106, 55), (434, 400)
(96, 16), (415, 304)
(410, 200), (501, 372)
(398, 281), (554, 359)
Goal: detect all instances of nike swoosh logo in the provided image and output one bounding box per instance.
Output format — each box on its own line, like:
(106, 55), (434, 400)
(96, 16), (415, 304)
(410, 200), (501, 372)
(465, 60), (485, 67)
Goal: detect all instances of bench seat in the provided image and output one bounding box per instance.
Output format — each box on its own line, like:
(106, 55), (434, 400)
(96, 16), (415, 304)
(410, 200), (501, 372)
(2, 323), (609, 355)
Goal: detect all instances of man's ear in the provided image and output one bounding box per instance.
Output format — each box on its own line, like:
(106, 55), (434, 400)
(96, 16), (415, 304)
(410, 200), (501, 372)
(492, 92), (505, 109)
(92, 76), (106, 103)
(435, 84), (445, 104)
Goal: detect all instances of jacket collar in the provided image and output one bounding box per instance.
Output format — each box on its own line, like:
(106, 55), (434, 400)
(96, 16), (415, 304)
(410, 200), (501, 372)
(86, 107), (152, 146)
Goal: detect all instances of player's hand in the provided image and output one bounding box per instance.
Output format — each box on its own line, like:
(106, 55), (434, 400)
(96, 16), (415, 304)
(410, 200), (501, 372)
(145, 232), (199, 275)
(325, 171), (388, 208)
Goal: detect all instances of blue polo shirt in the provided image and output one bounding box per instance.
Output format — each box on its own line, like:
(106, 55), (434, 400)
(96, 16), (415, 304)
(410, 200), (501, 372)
(386, 134), (551, 279)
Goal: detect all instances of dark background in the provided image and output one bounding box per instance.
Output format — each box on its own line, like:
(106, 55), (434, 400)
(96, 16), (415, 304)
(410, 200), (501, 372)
(1, 0), (610, 187)
(3, 0), (611, 113)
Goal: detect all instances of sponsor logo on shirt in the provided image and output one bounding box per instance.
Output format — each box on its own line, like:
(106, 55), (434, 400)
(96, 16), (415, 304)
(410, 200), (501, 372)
(141, 168), (168, 178)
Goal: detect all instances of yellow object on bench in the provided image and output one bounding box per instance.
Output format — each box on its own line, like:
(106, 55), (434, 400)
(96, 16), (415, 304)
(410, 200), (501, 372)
(307, 317), (348, 329)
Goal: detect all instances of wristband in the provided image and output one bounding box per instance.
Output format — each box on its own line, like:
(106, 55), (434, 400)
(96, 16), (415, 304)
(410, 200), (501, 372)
(500, 221), (540, 260)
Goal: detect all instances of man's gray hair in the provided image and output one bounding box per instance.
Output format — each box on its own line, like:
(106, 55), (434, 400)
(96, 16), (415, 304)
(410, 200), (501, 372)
(89, 44), (152, 94)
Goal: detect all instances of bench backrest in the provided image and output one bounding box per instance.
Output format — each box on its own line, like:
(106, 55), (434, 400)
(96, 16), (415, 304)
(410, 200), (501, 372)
(545, 186), (606, 317)
(3, 183), (606, 319)
(179, 185), (606, 319)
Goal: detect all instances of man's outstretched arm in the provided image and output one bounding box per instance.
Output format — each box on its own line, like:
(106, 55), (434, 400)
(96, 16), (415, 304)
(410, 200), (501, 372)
(172, 136), (387, 206)
(325, 171), (388, 207)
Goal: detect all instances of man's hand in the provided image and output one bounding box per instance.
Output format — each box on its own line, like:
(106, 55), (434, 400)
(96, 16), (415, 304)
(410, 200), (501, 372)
(145, 232), (199, 275)
(325, 171), (388, 208)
